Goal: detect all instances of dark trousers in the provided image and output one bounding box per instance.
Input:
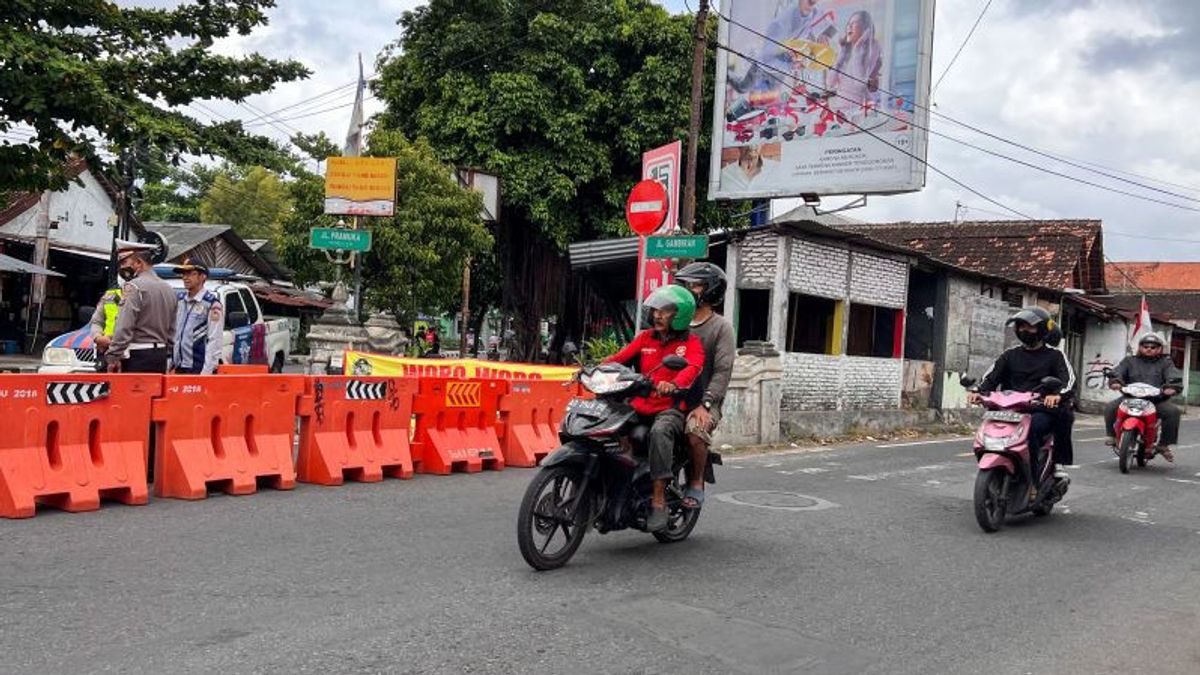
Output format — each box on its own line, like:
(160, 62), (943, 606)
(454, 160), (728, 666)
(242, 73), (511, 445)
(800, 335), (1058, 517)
(123, 348), (168, 374)
(644, 409), (686, 481)
(1105, 397), (1181, 446)
(1053, 406), (1075, 466)
(1029, 411), (1058, 480)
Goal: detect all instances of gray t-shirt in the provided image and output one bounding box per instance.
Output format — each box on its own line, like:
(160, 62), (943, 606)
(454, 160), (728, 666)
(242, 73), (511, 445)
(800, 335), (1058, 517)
(690, 313), (736, 408)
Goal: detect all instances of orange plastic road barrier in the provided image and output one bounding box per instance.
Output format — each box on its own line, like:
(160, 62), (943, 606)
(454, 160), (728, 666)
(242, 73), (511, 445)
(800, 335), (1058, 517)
(411, 378), (506, 474)
(496, 380), (573, 467)
(151, 374), (303, 499)
(0, 374), (160, 518)
(295, 376), (416, 485)
(215, 364), (269, 375)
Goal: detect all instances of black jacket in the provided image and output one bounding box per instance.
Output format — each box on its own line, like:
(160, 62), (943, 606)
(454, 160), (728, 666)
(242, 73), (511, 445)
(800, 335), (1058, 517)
(1109, 354), (1181, 389)
(979, 346), (1075, 395)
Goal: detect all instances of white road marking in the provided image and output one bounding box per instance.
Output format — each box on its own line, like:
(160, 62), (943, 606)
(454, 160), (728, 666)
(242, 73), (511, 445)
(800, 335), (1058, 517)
(848, 463), (957, 481)
(876, 437), (968, 448)
(1167, 478), (1200, 485)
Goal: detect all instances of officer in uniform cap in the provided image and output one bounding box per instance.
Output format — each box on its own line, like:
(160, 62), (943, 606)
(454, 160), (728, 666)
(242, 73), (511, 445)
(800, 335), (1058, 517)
(171, 257), (223, 375)
(105, 239), (176, 373)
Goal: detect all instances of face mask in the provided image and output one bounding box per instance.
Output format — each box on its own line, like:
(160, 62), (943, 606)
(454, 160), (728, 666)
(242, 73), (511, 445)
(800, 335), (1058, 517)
(1016, 330), (1041, 346)
(119, 266), (136, 281)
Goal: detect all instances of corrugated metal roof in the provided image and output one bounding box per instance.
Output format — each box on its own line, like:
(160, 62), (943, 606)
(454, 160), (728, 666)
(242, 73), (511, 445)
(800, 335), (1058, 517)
(0, 252), (64, 276)
(144, 222), (231, 254)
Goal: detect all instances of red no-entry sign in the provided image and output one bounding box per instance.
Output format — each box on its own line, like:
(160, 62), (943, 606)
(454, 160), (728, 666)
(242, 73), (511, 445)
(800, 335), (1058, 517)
(625, 180), (669, 236)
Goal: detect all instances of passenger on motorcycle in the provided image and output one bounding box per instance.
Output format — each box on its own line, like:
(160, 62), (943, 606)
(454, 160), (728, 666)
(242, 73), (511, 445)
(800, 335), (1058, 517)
(604, 285), (705, 532)
(673, 262), (736, 511)
(1105, 332), (1182, 462)
(968, 307), (1075, 482)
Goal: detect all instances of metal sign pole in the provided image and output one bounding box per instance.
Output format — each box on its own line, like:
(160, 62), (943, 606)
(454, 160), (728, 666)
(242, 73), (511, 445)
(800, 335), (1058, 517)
(634, 235), (647, 332)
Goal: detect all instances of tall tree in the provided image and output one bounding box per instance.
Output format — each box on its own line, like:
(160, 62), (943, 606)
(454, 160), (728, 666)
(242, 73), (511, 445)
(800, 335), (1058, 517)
(277, 130), (491, 326)
(0, 0), (308, 192)
(199, 166), (293, 240)
(139, 161), (221, 223)
(372, 0), (735, 358)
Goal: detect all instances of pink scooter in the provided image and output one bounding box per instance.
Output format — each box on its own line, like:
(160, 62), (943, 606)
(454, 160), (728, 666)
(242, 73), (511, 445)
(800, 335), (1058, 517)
(964, 376), (1071, 533)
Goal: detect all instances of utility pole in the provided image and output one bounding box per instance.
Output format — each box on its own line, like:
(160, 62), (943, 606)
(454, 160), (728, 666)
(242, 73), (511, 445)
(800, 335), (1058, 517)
(25, 191), (51, 353)
(460, 257), (471, 356)
(679, 0), (710, 235)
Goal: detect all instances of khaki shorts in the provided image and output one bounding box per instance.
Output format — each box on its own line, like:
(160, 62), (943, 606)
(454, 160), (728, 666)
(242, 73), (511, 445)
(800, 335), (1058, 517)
(685, 406), (723, 445)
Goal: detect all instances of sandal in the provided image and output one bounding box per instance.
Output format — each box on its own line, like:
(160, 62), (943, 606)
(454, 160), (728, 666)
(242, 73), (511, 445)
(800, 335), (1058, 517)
(646, 505), (669, 532)
(682, 486), (705, 510)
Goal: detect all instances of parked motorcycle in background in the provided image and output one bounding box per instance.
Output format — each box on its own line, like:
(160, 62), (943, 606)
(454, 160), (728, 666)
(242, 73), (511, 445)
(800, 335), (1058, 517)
(963, 376), (1071, 533)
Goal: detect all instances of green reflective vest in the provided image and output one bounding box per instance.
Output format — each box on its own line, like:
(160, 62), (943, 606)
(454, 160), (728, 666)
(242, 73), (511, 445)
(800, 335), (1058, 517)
(102, 288), (122, 336)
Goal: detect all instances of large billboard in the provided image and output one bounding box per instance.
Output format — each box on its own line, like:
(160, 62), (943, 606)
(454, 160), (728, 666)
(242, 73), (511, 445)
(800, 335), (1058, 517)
(709, 0), (935, 200)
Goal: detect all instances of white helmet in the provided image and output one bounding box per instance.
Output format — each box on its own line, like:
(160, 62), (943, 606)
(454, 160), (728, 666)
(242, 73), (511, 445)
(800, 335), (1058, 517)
(1138, 332), (1165, 347)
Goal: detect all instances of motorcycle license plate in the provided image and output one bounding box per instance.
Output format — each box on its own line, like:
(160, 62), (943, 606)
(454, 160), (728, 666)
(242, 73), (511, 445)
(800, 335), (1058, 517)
(567, 399), (607, 415)
(983, 410), (1023, 423)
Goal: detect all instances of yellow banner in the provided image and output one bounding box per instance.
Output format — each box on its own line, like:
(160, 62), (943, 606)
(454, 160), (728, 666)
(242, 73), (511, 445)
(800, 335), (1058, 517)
(324, 157), (396, 216)
(344, 351), (578, 381)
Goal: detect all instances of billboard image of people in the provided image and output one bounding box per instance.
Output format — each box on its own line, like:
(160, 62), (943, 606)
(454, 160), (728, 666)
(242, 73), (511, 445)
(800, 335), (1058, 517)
(710, 0), (934, 200)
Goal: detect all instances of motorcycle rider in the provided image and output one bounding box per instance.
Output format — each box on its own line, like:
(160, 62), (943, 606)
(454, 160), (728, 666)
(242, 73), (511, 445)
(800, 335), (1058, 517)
(673, 263), (736, 511)
(604, 285), (705, 532)
(1105, 332), (1182, 462)
(968, 307), (1075, 486)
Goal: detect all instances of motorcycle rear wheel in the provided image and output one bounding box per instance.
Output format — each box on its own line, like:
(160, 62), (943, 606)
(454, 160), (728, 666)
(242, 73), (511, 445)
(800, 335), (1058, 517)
(973, 469), (1007, 533)
(1118, 431), (1138, 474)
(517, 465), (588, 571)
(653, 467), (700, 544)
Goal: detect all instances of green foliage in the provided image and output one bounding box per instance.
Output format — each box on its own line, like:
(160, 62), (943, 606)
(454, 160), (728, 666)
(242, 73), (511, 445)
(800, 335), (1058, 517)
(583, 336), (621, 364)
(0, 0), (309, 192)
(277, 131), (492, 325)
(372, 0), (741, 248)
(199, 165), (293, 240)
(138, 161), (221, 223)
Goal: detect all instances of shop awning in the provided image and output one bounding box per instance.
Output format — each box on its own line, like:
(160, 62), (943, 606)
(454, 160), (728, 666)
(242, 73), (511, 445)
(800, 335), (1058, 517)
(0, 252), (64, 277)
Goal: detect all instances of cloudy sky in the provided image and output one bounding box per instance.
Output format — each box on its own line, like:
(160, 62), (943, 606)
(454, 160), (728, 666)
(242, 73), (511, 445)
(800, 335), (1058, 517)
(151, 0), (1200, 261)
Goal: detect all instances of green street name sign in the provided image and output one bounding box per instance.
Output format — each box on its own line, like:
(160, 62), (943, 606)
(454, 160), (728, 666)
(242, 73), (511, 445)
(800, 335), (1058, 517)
(645, 234), (708, 259)
(309, 227), (372, 252)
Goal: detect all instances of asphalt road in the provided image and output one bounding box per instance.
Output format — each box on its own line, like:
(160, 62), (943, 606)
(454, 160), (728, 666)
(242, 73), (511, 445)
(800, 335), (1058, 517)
(4, 416), (1200, 675)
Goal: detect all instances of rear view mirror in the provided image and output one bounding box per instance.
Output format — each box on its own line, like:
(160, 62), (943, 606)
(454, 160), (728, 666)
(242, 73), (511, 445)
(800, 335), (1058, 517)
(661, 355), (689, 371)
(959, 376), (976, 388)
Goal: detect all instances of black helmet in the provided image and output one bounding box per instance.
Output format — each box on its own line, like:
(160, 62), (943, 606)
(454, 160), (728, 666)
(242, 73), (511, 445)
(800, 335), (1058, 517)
(1006, 307), (1055, 346)
(674, 262), (728, 307)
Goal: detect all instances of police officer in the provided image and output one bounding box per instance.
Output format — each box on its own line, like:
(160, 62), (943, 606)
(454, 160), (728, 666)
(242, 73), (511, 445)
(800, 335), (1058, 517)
(88, 286), (122, 372)
(105, 239), (176, 374)
(171, 258), (223, 375)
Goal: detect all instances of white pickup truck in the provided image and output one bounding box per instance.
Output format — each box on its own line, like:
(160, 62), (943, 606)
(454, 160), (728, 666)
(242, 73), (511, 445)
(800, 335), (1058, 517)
(40, 271), (291, 374)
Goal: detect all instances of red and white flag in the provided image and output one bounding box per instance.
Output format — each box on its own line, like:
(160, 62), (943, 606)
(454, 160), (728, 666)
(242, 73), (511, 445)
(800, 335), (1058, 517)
(1131, 295), (1152, 347)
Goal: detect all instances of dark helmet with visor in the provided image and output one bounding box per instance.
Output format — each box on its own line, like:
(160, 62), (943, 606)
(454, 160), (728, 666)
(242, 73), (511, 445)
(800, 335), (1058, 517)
(674, 262), (728, 307)
(1006, 306), (1055, 346)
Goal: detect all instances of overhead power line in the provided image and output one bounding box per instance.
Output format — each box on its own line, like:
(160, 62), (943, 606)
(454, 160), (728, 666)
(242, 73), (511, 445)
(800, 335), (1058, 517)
(932, 0), (994, 95)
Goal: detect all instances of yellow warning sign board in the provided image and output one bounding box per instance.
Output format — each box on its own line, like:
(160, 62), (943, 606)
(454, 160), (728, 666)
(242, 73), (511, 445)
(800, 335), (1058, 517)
(446, 381), (481, 408)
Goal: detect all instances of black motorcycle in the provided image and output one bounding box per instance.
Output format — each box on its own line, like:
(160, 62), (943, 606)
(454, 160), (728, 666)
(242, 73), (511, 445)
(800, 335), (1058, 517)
(516, 356), (721, 571)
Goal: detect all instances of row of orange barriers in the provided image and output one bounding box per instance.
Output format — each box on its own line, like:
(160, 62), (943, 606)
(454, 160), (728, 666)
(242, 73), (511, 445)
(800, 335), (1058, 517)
(0, 373), (577, 518)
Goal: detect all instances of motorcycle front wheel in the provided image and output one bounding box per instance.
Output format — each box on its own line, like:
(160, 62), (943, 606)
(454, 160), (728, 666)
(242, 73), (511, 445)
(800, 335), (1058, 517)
(973, 469), (1007, 533)
(653, 467), (701, 544)
(517, 465), (589, 571)
(1118, 431), (1138, 474)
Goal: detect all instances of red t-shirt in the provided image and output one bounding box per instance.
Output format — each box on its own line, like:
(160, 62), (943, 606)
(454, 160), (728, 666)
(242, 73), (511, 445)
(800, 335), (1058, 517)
(604, 329), (705, 416)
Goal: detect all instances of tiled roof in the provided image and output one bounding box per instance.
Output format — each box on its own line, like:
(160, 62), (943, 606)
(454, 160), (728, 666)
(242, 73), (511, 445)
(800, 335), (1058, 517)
(836, 220), (1106, 291)
(1105, 263), (1200, 292)
(1104, 292), (1200, 322)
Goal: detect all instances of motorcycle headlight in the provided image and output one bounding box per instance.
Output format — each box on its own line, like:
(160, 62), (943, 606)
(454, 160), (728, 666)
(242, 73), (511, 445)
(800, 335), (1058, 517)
(42, 347), (76, 366)
(1120, 400), (1155, 417)
(582, 371), (635, 395)
(982, 436), (1009, 451)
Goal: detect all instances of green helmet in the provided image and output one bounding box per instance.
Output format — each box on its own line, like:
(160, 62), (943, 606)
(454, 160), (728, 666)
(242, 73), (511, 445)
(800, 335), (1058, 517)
(644, 285), (696, 331)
